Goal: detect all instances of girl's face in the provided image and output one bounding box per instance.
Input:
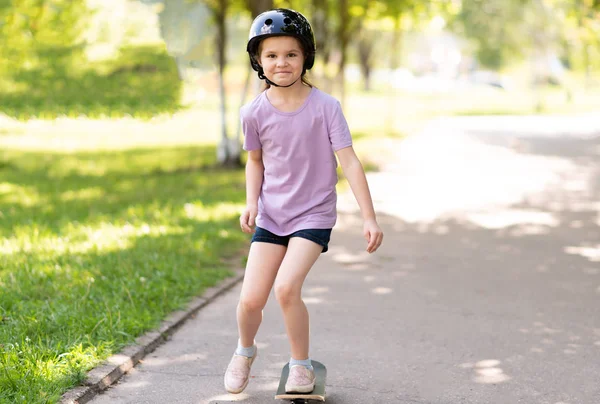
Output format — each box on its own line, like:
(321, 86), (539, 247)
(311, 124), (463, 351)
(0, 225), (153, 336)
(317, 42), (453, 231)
(258, 36), (305, 87)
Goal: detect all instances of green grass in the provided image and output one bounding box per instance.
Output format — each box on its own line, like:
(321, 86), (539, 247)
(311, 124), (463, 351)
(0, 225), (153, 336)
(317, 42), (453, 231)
(0, 145), (247, 403)
(0, 45), (184, 121)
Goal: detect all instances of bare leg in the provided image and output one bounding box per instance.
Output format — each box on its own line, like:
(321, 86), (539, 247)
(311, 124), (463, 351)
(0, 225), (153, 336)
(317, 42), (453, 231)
(237, 242), (287, 347)
(274, 237), (323, 360)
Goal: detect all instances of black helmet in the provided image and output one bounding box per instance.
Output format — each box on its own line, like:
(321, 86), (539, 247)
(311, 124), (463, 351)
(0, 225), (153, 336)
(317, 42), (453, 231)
(246, 8), (316, 74)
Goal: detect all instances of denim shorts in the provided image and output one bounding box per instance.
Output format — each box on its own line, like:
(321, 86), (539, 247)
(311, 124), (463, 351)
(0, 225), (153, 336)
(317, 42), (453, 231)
(251, 226), (332, 253)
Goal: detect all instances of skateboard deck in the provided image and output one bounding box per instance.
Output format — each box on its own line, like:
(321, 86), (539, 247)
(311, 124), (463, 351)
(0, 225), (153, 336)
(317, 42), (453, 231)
(275, 360), (326, 402)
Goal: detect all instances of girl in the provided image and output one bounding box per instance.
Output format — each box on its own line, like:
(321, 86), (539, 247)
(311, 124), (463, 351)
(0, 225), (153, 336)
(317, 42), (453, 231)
(224, 8), (383, 395)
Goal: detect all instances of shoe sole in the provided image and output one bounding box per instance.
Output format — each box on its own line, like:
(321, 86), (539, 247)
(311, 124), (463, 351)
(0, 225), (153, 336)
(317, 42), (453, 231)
(224, 351), (257, 394)
(285, 381), (315, 394)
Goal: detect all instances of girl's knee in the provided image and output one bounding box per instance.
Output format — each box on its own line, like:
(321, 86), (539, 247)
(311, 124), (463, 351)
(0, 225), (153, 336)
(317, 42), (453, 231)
(274, 282), (300, 307)
(239, 296), (266, 313)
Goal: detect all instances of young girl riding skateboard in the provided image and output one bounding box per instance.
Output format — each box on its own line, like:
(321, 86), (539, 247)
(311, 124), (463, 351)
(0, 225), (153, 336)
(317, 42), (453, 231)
(224, 8), (383, 395)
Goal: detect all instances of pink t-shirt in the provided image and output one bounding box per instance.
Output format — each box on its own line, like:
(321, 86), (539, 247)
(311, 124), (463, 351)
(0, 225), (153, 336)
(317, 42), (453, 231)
(241, 87), (353, 235)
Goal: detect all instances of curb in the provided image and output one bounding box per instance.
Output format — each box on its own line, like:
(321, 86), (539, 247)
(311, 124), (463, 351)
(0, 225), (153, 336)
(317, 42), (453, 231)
(60, 269), (245, 404)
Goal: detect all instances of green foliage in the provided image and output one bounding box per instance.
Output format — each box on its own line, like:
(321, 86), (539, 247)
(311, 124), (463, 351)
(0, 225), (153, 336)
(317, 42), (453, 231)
(0, 0), (89, 73)
(0, 144), (247, 403)
(0, 45), (184, 120)
(0, 1), (183, 120)
(448, 0), (527, 69)
(560, 0), (600, 71)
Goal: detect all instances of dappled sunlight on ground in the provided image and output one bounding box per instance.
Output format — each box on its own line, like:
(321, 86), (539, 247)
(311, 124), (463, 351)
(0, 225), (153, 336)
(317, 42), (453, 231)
(201, 393), (251, 403)
(465, 208), (559, 230)
(331, 116), (600, 401)
(342, 121), (589, 224)
(254, 380), (280, 392)
(305, 286), (330, 294)
(564, 244), (600, 262)
(136, 352), (207, 367)
(343, 116), (600, 233)
(302, 297), (324, 305)
(329, 250), (371, 264)
(459, 359), (511, 384)
(371, 287), (393, 295)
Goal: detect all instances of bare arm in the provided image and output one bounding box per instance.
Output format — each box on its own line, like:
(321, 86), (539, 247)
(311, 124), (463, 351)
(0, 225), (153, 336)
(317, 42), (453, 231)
(336, 146), (383, 252)
(336, 146), (376, 220)
(240, 149), (264, 233)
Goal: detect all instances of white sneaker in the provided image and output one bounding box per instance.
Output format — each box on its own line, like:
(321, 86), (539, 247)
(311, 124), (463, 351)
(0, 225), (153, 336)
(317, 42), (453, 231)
(223, 347), (257, 394)
(285, 365), (316, 393)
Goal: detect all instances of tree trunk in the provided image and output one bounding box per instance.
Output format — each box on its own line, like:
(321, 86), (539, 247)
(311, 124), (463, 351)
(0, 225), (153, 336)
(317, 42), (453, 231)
(215, 0), (241, 167)
(337, 0), (349, 108)
(358, 27), (375, 92)
(390, 13), (402, 72)
(386, 12), (402, 134)
(575, 0), (593, 92)
(531, 0), (549, 112)
(584, 43), (591, 90)
(311, 0), (330, 90)
(363, 65), (371, 92)
(236, 64), (253, 146)
(247, 0), (273, 17)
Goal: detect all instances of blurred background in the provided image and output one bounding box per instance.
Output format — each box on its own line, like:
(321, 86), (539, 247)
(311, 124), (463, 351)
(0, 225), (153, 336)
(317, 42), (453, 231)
(1, 0), (599, 164)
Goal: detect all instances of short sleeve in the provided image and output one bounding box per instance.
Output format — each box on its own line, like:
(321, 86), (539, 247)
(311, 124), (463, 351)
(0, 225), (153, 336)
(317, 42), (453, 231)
(241, 107), (261, 151)
(328, 101), (353, 151)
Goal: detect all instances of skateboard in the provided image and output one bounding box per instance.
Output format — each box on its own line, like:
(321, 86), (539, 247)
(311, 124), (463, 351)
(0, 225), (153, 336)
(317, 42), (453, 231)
(275, 360), (326, 403)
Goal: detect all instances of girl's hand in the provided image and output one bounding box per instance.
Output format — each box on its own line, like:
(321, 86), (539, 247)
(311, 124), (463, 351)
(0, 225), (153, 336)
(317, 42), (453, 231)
(240, 205), (258, 233)
(363, 219), (383, 253)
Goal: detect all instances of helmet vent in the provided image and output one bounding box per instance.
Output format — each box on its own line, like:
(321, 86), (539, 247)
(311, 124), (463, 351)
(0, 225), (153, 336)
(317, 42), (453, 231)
(283, 17), (292, 24)
(265, 18), (273, 25)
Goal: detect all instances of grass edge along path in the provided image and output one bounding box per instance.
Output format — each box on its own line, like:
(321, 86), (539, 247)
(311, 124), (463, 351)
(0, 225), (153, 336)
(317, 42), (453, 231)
(60, 269), (246, 404)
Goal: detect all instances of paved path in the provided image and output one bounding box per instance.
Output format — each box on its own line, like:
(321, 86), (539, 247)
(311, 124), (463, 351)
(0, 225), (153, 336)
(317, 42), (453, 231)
(91, 114), (600, 404)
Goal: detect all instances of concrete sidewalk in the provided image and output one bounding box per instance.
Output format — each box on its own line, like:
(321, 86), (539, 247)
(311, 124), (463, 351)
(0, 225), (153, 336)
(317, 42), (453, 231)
(88, 115), (600, 404)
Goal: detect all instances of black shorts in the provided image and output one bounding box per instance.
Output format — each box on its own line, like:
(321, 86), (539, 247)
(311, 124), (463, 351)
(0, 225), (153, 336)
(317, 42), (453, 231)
(251, 226), (332, 253)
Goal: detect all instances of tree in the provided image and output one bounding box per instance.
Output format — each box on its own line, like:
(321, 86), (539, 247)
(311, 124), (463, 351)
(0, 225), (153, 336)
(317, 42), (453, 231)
(204, 0), (276, 167)
(234, 0), (274, 154)
(201, 0), (243, 167)
(446, 0), (528, 70)
(309, 0), (333, 92)
(376, 0), (432, 134)
(353, 0), (379, 91)
(336, 0), (350, 105)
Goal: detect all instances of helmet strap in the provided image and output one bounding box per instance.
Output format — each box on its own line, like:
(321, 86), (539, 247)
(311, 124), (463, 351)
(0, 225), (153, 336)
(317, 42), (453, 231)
(265, 76), (300, 88)
(259, 70), (302, 88)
